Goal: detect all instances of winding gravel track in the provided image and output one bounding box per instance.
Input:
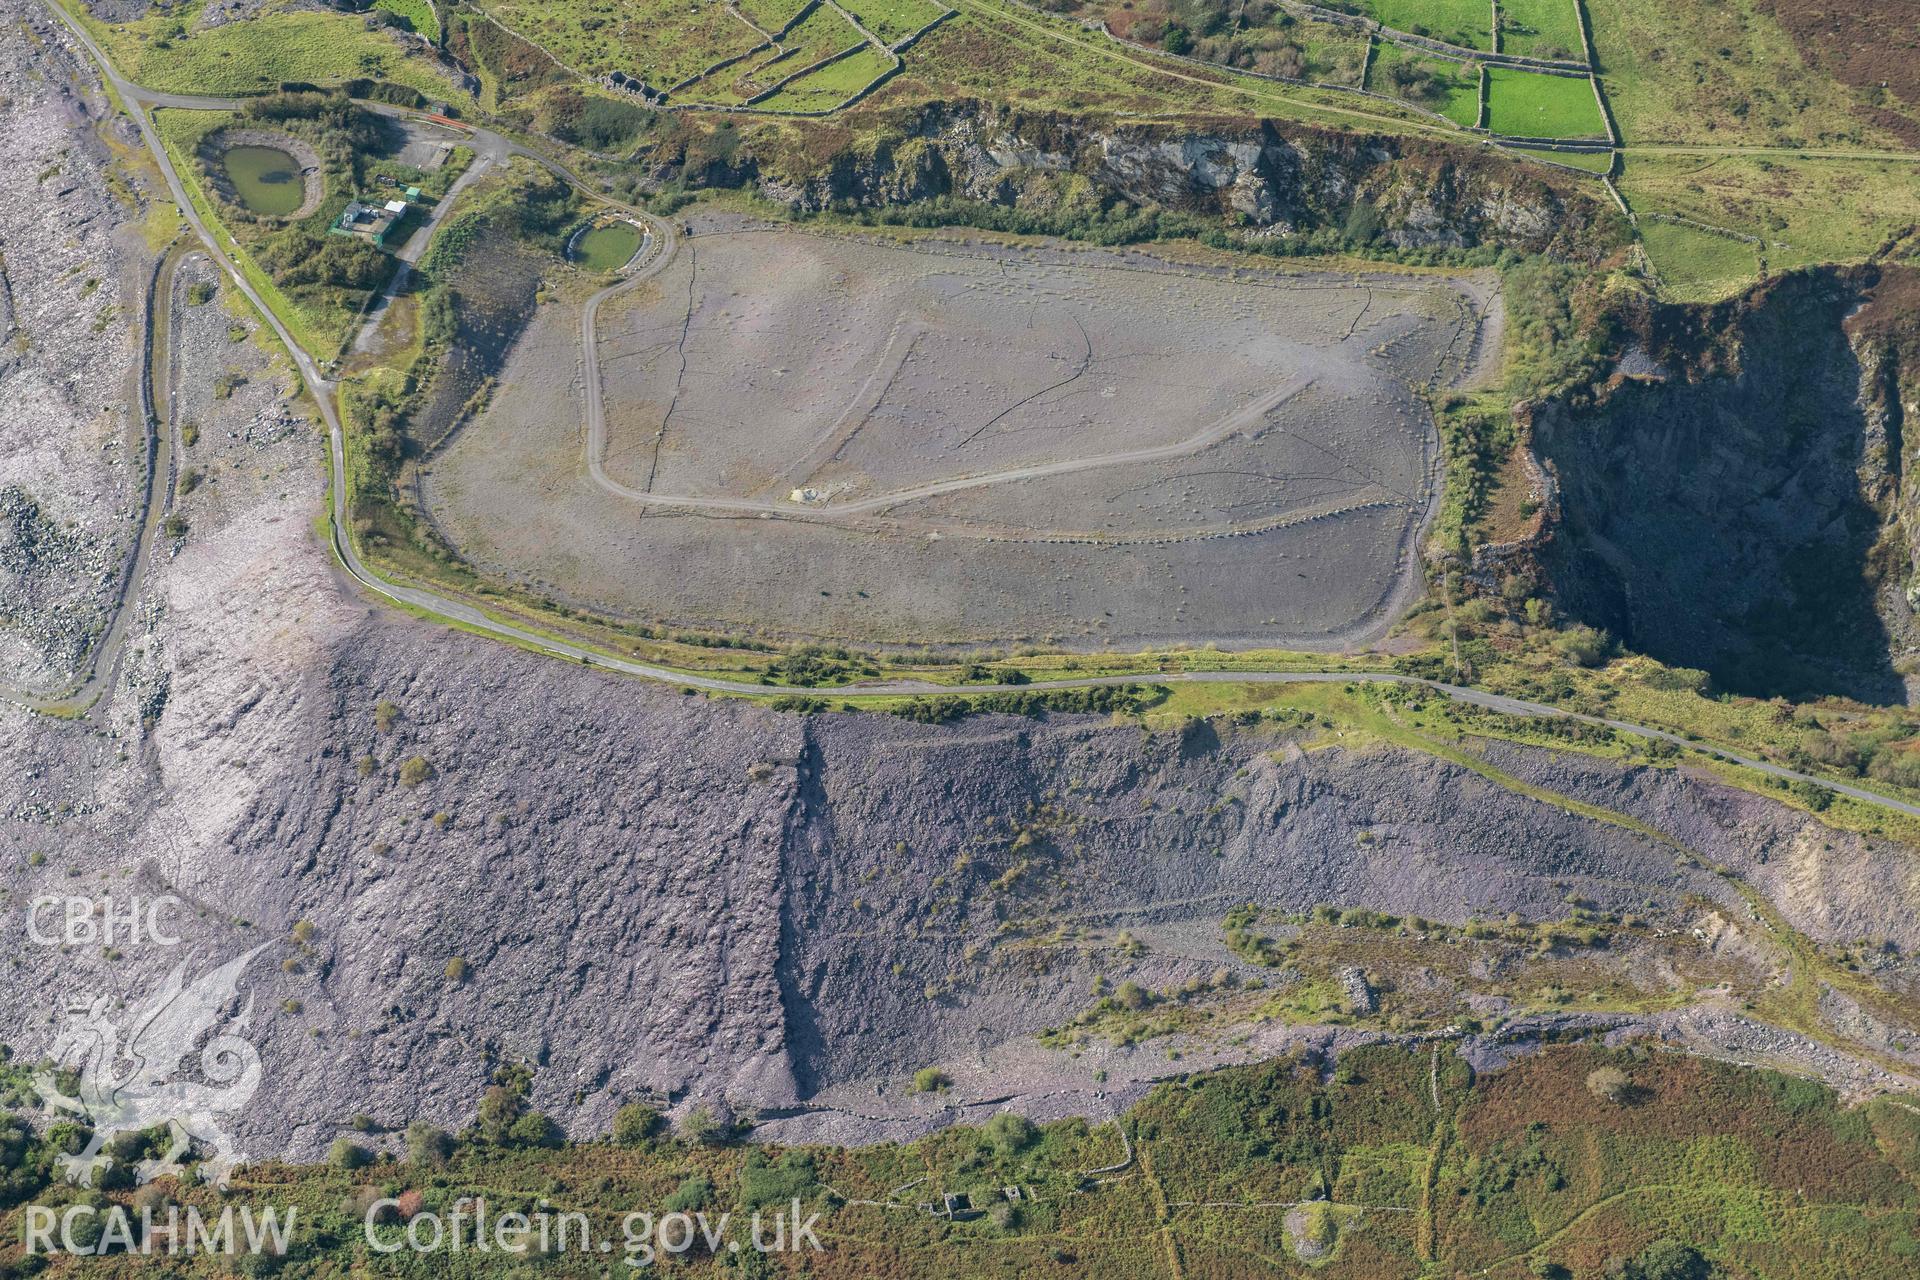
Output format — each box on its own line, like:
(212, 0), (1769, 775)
(36, 0), (1920, 824)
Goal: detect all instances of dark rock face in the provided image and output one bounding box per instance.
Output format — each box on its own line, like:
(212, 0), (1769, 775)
(659, 102), (1626, 261)
(3, 622), (1892, 1161)
(1536, 268), (1917, 704)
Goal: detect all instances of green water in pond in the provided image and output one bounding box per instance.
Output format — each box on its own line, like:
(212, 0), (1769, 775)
(573, 222), (643, 271)
(222, 145), (305, 216)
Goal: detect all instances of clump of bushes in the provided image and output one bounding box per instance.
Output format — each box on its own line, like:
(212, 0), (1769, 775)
(892, 683), (1164, 724)
(474, 1064), (561, 1148)
(405, 1121), (453, 1167)
(611, 1103), (659, 1147)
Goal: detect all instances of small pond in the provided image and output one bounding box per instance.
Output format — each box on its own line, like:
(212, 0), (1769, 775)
(571, 221), (644, 271)
(222, 145), (305, 217)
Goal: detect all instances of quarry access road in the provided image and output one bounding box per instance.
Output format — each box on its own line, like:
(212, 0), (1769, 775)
(44, 1), (1920, 827)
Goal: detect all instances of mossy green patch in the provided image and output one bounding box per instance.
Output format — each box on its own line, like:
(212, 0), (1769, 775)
(1486, 66), (1605, 137)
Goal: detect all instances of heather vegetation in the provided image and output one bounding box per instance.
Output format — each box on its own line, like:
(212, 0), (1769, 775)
(0, 1046), (1908, 1275)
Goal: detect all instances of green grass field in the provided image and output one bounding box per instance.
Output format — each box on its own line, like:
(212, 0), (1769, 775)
(758, 45), (898, 111)
(1622, 153), (1920, 275)
(1496, 0), (1583, 60)
(74, 0), (462, 98)
(570, 220), (643, 270)
(736, 0), (813, 32)
(481, 0), (761, 86)
(1292, 17), (1375, 86)
(1636, 218), (1760, 301)
(1584, 0), (1905, 148)
(769, 5), (869, 68)
(679, 5), (871, 103)
(374, 0), (439, 41)
(1486, 65), (1605, 136)
(1367, 0), (1491, 50)
(836, 0), (948, 45)
(1510, 144), (1612, 173)
(1367, 42), (1481, 127)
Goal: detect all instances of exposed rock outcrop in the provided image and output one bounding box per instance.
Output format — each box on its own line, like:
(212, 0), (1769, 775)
(653, 101), (1627, 260)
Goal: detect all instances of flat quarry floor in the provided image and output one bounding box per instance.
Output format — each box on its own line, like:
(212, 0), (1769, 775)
(422, 224), (1497, 650)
